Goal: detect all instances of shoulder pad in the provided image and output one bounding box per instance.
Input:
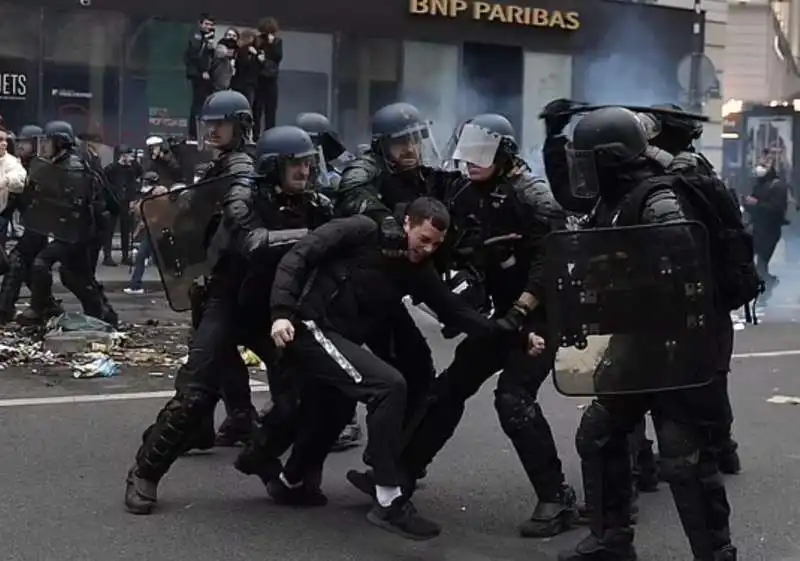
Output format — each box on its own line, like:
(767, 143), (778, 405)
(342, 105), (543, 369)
(340, 157), (379, 185)
(666, 152), (698, 173)
(227, 152), (255, 176)
(513, 173), (561, 208)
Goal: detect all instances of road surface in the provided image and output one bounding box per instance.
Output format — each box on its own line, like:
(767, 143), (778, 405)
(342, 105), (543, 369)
(1, 291), (799, 561)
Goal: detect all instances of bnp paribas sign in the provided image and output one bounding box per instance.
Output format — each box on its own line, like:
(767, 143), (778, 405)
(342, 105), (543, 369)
(408, 0), (581, 30)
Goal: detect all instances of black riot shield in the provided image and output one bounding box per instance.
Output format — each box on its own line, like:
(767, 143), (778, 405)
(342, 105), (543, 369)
(24, 158), (93, 243)
(140, 175), (236, 312)
(544, 221), (716, 396)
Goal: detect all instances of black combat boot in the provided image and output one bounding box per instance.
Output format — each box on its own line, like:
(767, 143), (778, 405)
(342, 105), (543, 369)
(215, 408), (257, 447)
(125, 396), (206, 514)
(558, 530), (637, 561)
(266, 471), (328, 507)
(519, 484), (579, 538)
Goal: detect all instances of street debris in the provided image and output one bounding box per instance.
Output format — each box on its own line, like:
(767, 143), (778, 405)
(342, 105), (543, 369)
(0, 312), (191, 375)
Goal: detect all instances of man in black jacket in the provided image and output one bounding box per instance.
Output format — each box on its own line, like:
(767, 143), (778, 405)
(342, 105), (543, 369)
(185, 13), (216, 140)
(102, 145), (142, 266)
(268, 197), (536, 539)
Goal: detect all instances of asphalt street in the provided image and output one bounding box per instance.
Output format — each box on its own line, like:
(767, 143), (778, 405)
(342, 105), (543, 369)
(1, 291), (800, 561)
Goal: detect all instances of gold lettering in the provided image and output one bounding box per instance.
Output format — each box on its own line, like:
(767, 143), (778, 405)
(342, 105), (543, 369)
(430, 0), (448, 16)
(564, 11), (581, 30)
(409, 0), (429, 15)
(507, 5), (524, 24)
(472, 1), (491, 19)
(410, 0), (581, 31)
(487, 3), (507, 22)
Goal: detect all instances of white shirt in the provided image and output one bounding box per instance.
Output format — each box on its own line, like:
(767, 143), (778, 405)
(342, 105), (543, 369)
(0, 152), (27, 214)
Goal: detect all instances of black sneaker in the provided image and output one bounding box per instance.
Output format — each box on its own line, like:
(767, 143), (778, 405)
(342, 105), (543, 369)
(519, 484), (579, 538)
(266, 477), (328, 507)
(366, 497), (441, 540)
(346, 469), (377, 499)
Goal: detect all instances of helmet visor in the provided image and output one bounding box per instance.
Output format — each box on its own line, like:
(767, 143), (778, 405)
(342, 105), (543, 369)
(448, 122), (502, 169)
(565, 143), (600, 200)
(378, 121), (440, 171)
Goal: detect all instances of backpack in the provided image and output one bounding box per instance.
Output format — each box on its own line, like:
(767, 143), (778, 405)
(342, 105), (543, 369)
(618, 170), (764, 311)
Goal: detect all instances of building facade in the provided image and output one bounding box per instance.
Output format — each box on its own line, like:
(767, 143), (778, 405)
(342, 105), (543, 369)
(0, 0), (701, 167)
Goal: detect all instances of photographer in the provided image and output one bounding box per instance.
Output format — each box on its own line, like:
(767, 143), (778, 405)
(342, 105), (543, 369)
(184, 13), (216, 140)
(231, 29), (261, 107)
(144, 136), (183, 187)
(253, 17), (283, 133)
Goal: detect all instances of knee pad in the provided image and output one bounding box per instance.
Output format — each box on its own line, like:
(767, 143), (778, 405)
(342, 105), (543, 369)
(494, 390), (541, 436)
(575, 401), (614, 459)
(657, 420), (700, 483)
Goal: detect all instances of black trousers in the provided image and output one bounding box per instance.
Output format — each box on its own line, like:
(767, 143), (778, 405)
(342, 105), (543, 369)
(282, 322), (409, 487)
(134, 290), (269, 481)
(253, 78), (278, 134)
(102, 210), (134, 261)
(30, 240), (106, 320)
(400, 330), (566, 501)
(576, 384), (732, 559)
(188, 78), (213, 140)
(0, 230), (48, 316)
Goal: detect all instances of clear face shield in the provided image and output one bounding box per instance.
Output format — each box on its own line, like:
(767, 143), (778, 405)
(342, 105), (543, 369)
(281, 149), (318, 194)
(197, 119), (234, 151)
(15, 138), (38, 158)
(565, 143), (600, 200)
(380, 122), (440, 172)
(310, 146), (331, 190)
(37, 136), (57, 160)
(446, 123), (502, 178)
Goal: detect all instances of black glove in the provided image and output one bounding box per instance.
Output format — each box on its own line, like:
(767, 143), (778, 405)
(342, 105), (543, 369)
(541, 98), (579, 137)
(379, 216), (407, 257)
(495, 305), (528, 332)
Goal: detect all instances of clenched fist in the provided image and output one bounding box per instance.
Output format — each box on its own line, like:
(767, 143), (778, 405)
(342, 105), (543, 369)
(271, 319), (295, 348)
(526, 333), (546, 356)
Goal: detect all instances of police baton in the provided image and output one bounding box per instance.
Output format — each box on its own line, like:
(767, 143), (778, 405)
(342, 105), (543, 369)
(538, 103), (710, 123)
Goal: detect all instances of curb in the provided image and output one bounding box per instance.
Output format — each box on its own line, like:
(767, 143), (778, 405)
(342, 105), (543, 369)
(20, 280), (165, 296)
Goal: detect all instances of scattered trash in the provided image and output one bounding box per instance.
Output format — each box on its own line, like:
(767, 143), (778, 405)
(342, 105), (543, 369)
(149, 371), (164, 377)
(767, 395), (800, 405)
(72, 356), (121, 379)
(239, 347), (265, 369)
(47, 312), (114, 334)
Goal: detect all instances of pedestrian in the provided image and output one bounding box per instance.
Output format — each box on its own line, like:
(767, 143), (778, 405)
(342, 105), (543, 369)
(185, 13), (216, 140)
(0, 126), (26, 247)
(253, 17), (282, 133)
(124, 172), (161, 295)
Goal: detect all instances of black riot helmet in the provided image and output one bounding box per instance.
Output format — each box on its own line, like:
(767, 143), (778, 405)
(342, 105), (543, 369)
(447, 113), (519, 175)
(255, 125), (322, 193)
(40, 120), (76, 159)
(639, 103), (703, 155)
(16, 124), (42, 157)
(295, 111), (348, 164)
(566, 106), (648, 200)
(198, 90), (253, 151)
(370, 102), (439, 173)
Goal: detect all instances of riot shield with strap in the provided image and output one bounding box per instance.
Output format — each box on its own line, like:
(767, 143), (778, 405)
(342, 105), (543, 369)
(24, 157), (93, 243)
(544, 221), (716, 396)
(139, 174), (237, 312)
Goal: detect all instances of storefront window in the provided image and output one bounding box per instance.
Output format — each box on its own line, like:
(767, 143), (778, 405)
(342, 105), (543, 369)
(42, 8), (127, 154)
(333, 36), (401, 149)
(276, 31), (333, 129)
(521, 52), (573, 174)
(125, 18), (194, 144)
(0, 3), (41, 132)
(402, 41), (460, 149)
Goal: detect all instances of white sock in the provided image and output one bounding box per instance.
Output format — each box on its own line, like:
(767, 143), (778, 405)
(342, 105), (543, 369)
(279, 472), (303, 489)
(375, 485), (402, 507)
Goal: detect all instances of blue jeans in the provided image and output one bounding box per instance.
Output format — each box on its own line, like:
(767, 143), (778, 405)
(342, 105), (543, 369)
(129, 236), (152, 290)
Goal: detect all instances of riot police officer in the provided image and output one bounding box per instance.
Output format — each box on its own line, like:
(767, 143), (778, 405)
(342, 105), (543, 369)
(124, 90), (266, 514)
(638, 104), (742, 477)
(233, 125), (336, 504)
(335, 102), (459, 464)
(349, 114), (577, 538)
(556, 106), (736, 561)
(16, 121), (109, 326)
